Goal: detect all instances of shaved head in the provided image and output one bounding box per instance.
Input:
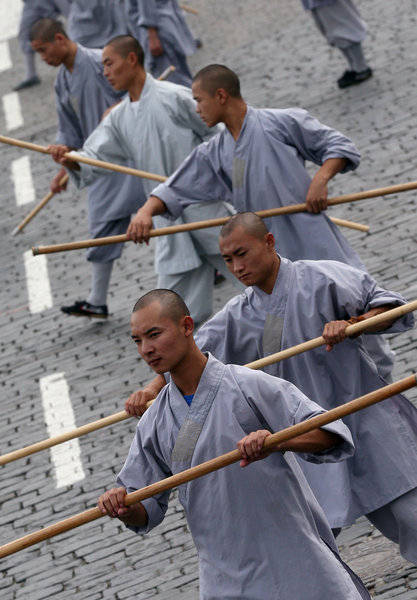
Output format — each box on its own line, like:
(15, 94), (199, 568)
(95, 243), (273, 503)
(220, 212), (269, 241)
(29, 18), (68, 42)
(133, 289), (190, 323)
(193, 64), (242, 98)
(106, 35), (144, 67)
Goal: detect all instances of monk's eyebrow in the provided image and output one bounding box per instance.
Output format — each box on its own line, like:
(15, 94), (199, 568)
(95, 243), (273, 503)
(222, 246), (245, 258)
(131, 326), (160, 339)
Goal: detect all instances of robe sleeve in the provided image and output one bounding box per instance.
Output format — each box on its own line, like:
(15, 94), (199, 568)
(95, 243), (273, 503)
(151, 138), (233, 219)
(66, 109), (132, 189)
(54, 80), (84, 149)
(195, 293), (261, 366)
(232, 366), (355, 464)
(269, 108), (360, 172)
(314, 261), (414, 334)
(360, 272), (414, 334)
(135, 0), (159, 27)
(117, 407), (172, 535)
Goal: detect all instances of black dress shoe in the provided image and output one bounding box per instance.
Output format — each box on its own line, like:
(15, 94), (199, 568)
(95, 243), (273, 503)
(337, 68), (373, 89)
(13, 76), (41, 91)
(60, 300), (108, 319)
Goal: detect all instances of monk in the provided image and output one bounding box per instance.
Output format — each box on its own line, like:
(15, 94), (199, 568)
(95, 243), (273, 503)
(98, 289), (369, 599)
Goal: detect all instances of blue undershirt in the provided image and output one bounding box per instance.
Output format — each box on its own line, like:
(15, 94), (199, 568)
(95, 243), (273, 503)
(183, 394), (194, 406)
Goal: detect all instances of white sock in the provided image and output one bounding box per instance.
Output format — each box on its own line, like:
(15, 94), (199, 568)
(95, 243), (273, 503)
(23, 51), (37, 80)
(86, 261), (113, 306)
(340, 43), (369, 72)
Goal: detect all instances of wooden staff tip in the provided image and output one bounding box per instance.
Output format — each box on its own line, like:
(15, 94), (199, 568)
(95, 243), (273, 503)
(11, 226), (21, 237)
(31, 247), (39, 256)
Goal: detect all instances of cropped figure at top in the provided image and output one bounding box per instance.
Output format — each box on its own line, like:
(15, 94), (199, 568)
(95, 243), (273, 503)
(125, 0), (196, 86)
(301, 0), (373, 88)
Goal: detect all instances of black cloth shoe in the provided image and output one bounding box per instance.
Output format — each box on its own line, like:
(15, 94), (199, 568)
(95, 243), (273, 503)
(60, 300), (108, 319)
(13, 76), (41, 91)
(337, 68), (373, 89)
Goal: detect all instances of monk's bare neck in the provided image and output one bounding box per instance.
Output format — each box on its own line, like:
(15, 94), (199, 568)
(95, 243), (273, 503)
(170, 349), (208, 396)
(129, 72), (147, 102)
(63, 41), (78, 73)
(258, 255), (281, 295)
(225, 101), (248, 141)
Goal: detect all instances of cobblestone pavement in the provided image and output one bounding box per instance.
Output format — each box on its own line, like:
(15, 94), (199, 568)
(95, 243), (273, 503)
(1, 0), (417, 598)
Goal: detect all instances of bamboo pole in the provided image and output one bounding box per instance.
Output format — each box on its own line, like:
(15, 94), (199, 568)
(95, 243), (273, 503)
(31, 211), (368, 255)
(34, 177), (417, 254)
(0, 373), (415, 559)
(0, 411), (130, 466)
(179, 3), (199, 14)
(158, 65), (176, 80)
(329, 216), (369, 233)
(2, 133), (417, 200)
(0, 135), (166, 183)
(1, 300), (415, 466)
(11, 174), (69, 236)
(245, 299), (417, 370)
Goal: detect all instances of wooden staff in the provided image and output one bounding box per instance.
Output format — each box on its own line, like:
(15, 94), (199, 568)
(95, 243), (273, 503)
(0, 410), (131, 466)
(33, 176), (417, 255)
(31, 212), (368, 255)
(0, 373), (415, 559)
(246, 299), (417, 370)
(158, 65), (176, 80)
(330, 216), (368, 233)
(1, 300), (415, 466)
(179, 3), (199, 14)
(11, 174), (69, 236)
(0, 135), (166, 183)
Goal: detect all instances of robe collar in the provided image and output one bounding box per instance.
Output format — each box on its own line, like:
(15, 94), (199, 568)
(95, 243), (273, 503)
(251, 255), (295, 315)
(224, 104), (257, 146)
(168, 353), (226, 425)
(126, 72), (155, 108)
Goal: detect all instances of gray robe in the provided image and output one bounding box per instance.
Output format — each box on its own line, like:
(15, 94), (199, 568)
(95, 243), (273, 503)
(151, 104), (395, 378)
(118, 354), (369, 600)
(55, 44), (143, 260)
(126, 0), (196, 86)
(67, 74), (232, 276)
(302, 0), (368, 48)
(67, 0), (128, 48)
(195, 258), (417, 528)
(152, 104), (364, 266)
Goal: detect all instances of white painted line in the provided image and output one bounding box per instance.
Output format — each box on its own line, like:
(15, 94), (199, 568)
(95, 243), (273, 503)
(11, 155), (35, 206)
(0, 0), (23, 42)
(23, 249), (53, 314)
(0, 40), (11, 72)
(2, 91), (24, 130)
(40, 373), (86, 489)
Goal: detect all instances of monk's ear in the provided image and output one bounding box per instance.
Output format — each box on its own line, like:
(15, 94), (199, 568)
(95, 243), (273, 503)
(182, 315), (194, 337)
(215, 88), (228, 104)
(265, 232), (276, 250)
(54, 33), (66, 45)
(127, 51), (137, 67)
